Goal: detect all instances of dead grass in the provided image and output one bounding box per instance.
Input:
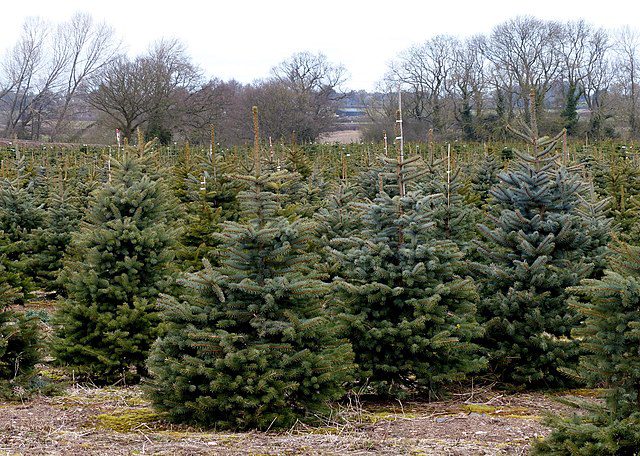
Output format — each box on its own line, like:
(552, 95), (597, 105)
(2, 299), (596, 454)
(0, 383), (598, 455)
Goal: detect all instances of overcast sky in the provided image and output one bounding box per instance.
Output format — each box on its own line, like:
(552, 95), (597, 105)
(1, 0), (637, 91)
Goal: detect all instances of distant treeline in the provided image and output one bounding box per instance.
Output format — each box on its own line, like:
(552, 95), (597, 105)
(1, 14), (639, 145)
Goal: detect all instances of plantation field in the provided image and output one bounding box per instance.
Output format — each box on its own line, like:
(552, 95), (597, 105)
(2, 119), (640, 454)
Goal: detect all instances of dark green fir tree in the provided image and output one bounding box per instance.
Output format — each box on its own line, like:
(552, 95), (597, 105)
(0, 153), (46, 302)
(561, 83), (580, 135)
(469, 151), (502, 211)
(0, 263), (40, 397)
(171, 141), (200, 204)
(419, 158), (480, 256)
(576, 182), (613, 279)
(146, 165), (355, 430)
(291, 170), (331, 219)
(53, 143), (179, 384)
(176, 172), (224, 272)
(333, 153), (484, 397)
(176, 144), (241, 272)
(532, 242), (640, 455)
(600, 156), (640, 245)
(31, 178), (82, 294)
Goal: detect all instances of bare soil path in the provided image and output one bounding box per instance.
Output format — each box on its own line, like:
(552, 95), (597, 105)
(0, 384), (597, 455)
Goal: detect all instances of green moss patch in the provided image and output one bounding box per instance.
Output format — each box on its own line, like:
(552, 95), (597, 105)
(94, 408), (164, 432)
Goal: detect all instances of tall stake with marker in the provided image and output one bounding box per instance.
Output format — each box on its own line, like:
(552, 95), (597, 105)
(383, 131), (388, 156)
(210, 125), (217, 183)
(396, 85), (405, 197)
(107, 146), (112, 183)
(447, 143), (451, 210)
(252, 106), (260, 177)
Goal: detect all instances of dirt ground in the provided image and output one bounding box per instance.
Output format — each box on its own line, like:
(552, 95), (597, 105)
(0, 382), (598, 456)
(2, 300), (597, 455)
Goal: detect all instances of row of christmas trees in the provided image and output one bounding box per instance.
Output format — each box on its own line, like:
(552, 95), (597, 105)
(1, 109), (639, 451)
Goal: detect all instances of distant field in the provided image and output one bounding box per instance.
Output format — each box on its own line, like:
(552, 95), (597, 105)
(319, 129), (363, 144)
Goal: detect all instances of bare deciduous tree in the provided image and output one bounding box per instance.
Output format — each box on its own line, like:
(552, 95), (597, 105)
(482, 16), (562, 121)
(388, 35), (457, 134)
(451, 36), (487, 139)
(88, 38), (201, 142)
(556, 21), (611, 134)
(51, 12), (119, 140)
(615, 26), (640, 137)
(0, 17), (67, 139)
(265, 51), (347, 141)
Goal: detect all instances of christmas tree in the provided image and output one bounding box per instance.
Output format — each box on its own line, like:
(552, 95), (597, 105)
(0, 263), (40, 397)
(291, 170), (330, 219)
(176, 141), (241, 272)
(146, 163), (354, 429)
(314, 182), (360, 279)
(171, 141), (200, 204)
(597, 156), (640, 245)
(470, 151), (501, 211)
(31, 178), (82, 294)
(532, 242), (640, 454)
(286, 135), (312, 178)
(418, 156), (479, 256)
(333, 152), (484, 397)
(0, 153), (46, 302)
(474, 92), (597, 386)
(53, 142), (179, 384)
(576, 182), (613, 279)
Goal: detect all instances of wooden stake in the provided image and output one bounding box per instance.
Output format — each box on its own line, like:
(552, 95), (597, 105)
(383, 131), (388, 156)
(107, 146), (112, 183)
(447, 143), (451, 210)
(252, 106), (260, 176)
(428, 128), (434, 164)
(210, 125), (217, 182)
(341, 151), (347, 181)
(269, 136), (274, 161)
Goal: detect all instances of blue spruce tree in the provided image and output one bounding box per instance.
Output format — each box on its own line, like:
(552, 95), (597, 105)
(474, 91), (603, 386)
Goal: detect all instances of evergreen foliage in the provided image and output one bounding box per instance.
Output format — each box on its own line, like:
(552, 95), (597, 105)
(147, 169), (355, 429)
(0, 262), (20, 308)
(333, 153), (484, 396)
(470, 152), (502, 210)
(576, 184), (613, 278)
(532, 242), (640, 454)
(0, 264), (40, 397)
(53, 144), (179, 384)
(474, 99), (600, 386)
(601, 157), (640, 244)
(0, 156), (46, 302)
(31, 180), (82, 293)
(419, 165), (479, 255)
(291, 171), (330, 218)
(176, 150), (241, 271)
(286, 141), (312, 178)
(171, 142), (200, 204)
(179, 193), (223, 272)
(561, 84), (580, 135)
(314, 183), (360, 278)
(0, 310), (40, 392)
